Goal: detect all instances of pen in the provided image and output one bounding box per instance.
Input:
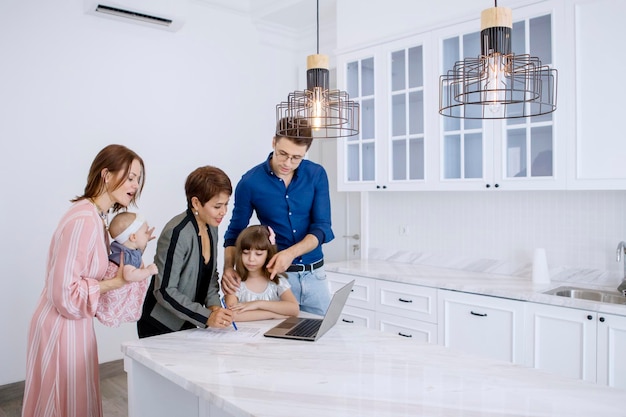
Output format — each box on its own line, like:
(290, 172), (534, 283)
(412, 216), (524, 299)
(221, 298), (238, 331)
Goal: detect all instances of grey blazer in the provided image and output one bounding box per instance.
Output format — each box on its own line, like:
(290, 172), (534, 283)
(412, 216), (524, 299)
(142, 209), (220, 331)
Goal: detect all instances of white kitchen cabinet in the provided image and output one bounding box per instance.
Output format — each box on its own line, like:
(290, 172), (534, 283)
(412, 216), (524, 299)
(597, 312), (626, 389)
(340, 305), (376, 328)
(328, 272), (376, 329)
(335, 0), (624, 191)
(328, 272), (438, 341)
(376, 312), (437, 344)
(376, 280), (437, 323)
(524, 302), (596, 382)
(328, 266), (626, 387)
(525, 302), (626, 389)
(435, 6), (564, 191)
(438, 290), (525, 364)
(336, 3), (567, 191)
(336, 35), (432, 192)
(563, 0), (626, 190)
(336, 51), (377, 191)
(376, 280), (438, 343)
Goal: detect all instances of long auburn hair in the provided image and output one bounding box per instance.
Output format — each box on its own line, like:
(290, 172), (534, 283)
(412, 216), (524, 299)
(235, 225), (279, 284)
(72, 144), (145, 213)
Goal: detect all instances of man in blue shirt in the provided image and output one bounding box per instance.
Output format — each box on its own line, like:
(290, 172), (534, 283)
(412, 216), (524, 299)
(222, 118), (334, 315)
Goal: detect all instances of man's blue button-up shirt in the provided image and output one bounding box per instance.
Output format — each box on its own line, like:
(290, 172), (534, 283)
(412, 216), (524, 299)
(224, 152), (334, 265)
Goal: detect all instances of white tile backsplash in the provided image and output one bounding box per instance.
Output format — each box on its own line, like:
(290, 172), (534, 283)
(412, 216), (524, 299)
(368, 190), (626, 285)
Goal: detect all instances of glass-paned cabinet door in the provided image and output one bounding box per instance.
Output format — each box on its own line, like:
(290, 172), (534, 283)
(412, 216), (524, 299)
(504, 14), (556, 181)
(441, 33), (484, 181)
(345, 57), (376, 183)
(390, 45), (425, 181)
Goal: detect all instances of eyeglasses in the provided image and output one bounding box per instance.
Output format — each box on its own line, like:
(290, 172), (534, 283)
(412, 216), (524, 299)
(274, 149), (305, 164)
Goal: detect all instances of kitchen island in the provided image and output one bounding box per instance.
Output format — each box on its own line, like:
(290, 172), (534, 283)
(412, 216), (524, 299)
(122, 319), (625, 417)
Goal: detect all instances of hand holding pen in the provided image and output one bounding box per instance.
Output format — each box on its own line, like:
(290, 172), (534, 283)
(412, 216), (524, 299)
(221, 298), (238, 331)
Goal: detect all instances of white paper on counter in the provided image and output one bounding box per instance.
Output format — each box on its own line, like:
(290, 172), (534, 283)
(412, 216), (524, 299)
(186, 327), (261, 340)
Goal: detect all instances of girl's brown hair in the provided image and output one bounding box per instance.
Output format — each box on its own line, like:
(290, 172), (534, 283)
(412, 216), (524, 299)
(235, 225), (279, 284)
(72, 144), (145, 212)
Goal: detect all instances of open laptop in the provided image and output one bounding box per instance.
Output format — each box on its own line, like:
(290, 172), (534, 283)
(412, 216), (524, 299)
(264, 280), (355, 341)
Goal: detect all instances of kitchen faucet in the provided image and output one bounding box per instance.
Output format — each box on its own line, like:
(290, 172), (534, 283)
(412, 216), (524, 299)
(616, 241), (626, 296)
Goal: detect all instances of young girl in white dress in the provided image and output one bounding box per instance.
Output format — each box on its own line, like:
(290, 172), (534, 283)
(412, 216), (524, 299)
(224, 225), (299, 321)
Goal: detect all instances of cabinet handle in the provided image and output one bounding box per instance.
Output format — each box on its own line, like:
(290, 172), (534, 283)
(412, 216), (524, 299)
(342, 318), (354, 324)
(398, 298), (413, 303)
(398, 332), (413, 338)
(599, 316), (605, 322)
(587, 315), (593, 320)
(494, 183), (500, 188)
(485, 184), (491, 188)
(470, 311), (487, 317)
(376, 185), (388, 189)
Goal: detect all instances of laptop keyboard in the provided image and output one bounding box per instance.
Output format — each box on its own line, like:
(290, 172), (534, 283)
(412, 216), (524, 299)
(286, 319), (321, 337)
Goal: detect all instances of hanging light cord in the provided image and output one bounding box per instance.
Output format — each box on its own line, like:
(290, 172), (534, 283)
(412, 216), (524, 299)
(316, 0), (320, 54)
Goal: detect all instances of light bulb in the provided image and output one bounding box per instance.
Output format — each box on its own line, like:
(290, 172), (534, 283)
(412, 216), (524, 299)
(484, 54), (506, 114)
(311, 87), (324, 130)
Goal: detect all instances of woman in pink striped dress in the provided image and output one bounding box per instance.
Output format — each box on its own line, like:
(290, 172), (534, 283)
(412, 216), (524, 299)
(22, 144), (150, 417)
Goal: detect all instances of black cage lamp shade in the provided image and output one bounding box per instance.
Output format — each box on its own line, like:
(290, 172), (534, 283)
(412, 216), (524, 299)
(275, 1), (359, 139)
(439, 3), (558, 119)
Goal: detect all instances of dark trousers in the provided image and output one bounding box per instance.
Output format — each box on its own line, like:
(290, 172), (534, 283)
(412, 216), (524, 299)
(137, 316), (196, 338)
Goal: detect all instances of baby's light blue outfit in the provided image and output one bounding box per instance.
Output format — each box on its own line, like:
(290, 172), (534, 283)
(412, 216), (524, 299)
(236, 277), (291, 302)
(109, 240), (142, 268)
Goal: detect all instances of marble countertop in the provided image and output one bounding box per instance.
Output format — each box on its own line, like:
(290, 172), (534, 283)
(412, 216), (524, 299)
(325, 259), (626, 316)
(122, 320), (626, 417)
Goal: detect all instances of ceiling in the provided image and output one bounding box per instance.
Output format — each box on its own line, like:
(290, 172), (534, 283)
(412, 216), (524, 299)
(196, 0), (336, 32)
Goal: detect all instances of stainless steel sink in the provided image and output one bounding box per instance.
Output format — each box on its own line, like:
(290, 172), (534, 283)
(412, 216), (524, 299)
(543, 286), (626, 305)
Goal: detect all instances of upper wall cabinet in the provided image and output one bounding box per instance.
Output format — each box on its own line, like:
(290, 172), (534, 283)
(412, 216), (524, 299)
(336, 52), (377, 191)
(336, 0), (624, 191)
(389, 45), (427, 185)
(435, 9), (565, 191)
(564, 0), (626, 190)
(336, 36), (432, 192)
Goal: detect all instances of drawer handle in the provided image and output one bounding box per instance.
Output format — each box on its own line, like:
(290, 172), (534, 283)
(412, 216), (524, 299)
(398, 332), (413, 338)
(398, 298), (413, 303)
(470, 311), (487, 317)
(342, 319), (354, 324)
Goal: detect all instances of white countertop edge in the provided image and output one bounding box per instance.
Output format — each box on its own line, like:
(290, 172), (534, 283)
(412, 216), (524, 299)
(325, 259), (626, 316)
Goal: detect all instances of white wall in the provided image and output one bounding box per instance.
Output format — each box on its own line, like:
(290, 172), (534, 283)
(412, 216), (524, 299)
(0, 0), (305, 385)
(369, 191), (626, 278)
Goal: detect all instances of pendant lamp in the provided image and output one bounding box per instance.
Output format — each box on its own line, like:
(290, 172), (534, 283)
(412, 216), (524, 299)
(439, 1), (557, 119)
(275, 0), (359, 138)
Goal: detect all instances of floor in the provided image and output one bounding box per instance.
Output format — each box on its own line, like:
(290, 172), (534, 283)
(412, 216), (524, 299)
(0, 360), (128, 417)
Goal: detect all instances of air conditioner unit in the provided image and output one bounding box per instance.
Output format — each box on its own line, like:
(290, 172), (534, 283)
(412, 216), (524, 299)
(84, 0), (186, 32)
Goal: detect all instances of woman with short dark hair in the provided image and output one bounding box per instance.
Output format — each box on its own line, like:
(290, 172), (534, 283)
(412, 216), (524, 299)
(137, 165), (234, 338)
